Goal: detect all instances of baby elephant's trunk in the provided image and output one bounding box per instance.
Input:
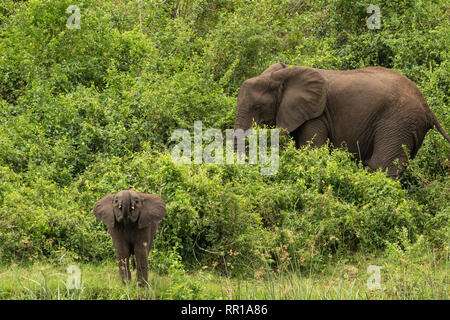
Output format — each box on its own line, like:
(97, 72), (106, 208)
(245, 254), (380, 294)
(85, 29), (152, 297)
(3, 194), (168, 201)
(122, 192), (132, 221)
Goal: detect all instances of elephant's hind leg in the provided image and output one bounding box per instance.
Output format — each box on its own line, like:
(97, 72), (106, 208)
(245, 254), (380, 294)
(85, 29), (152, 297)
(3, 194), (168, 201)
(366, 122), (420, 180)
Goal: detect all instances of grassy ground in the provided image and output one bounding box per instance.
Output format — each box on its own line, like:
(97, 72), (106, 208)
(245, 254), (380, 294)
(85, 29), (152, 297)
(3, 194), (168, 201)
(0, 255), (447, 300)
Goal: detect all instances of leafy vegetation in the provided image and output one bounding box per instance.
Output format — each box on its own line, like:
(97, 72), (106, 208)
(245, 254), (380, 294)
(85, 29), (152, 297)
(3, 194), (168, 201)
(0, 0), (448, 299)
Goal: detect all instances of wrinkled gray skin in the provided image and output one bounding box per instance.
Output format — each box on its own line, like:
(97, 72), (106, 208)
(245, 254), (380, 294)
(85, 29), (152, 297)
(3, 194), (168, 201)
(235, 63), (450, 179)
(94, 189), (166, 285)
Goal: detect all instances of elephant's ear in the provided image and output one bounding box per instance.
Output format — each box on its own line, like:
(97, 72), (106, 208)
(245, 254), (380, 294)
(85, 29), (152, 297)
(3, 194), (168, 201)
(260, 62), (287, 76)
(93, 194), (115, 229)
(271, 66), (328, 133)
(138, 193), (166, 229)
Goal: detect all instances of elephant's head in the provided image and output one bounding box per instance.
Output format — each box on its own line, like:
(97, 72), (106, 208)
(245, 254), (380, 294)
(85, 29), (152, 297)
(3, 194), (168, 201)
(234, 62), (328, 133)
(94, 189), (166, 229)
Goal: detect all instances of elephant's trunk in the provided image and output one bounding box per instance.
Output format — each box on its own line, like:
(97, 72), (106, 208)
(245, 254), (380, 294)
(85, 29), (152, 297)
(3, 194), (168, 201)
(234, 101), (253, 131)
(234, 115), (251, 131)
(233, 106), (254, 156)
(122, 192), (132, 222)
(234, 108), (252, 150)
(234, 85), (253, 132)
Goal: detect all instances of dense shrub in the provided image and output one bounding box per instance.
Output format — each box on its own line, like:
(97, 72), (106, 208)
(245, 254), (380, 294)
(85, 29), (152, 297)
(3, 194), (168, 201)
(0, 0), (448, 276)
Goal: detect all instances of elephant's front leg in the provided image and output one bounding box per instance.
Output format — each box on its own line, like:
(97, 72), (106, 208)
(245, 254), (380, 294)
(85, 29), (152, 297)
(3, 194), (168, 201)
(117, 257), (131, 284)
(113, 238), (131, 284)
(292, 118), (329, 148)
(134, 225), (158, 286)
(134, 243), (150, 286)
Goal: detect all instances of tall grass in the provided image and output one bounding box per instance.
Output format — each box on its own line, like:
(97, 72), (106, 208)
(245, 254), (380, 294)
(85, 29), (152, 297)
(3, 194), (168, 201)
(1, 251), (447, 300)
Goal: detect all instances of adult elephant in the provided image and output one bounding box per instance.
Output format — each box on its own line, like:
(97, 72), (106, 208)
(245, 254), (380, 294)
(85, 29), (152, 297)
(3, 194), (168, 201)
(234, 62), (450, 179)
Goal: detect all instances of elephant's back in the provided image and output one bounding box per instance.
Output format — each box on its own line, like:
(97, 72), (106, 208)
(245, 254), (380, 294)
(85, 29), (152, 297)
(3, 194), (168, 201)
(321, 67), (428, 145)
(319, 66), (403, 84)
(358, 67), (433, 121)
(320, 67), (427, 110)
(322, 68), (397, 109)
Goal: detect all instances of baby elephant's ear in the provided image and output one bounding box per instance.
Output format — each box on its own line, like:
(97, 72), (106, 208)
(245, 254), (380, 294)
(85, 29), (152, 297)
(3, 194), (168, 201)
(138, 193), (166, 229)
(93, 194), (115, 229)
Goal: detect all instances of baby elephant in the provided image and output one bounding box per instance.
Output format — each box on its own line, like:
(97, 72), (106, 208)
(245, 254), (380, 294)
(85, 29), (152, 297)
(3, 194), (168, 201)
(93, 189), (166, 285)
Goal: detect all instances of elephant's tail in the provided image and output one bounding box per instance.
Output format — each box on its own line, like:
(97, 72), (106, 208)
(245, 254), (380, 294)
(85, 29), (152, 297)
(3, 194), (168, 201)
(431, 113), (450, 143)
(131, 255), (136, 270)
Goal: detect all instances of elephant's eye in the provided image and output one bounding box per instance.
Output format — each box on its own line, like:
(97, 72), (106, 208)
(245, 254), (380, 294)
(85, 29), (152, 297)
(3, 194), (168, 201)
(135, 200), (139, 205)
(254, 105), (264, 115)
